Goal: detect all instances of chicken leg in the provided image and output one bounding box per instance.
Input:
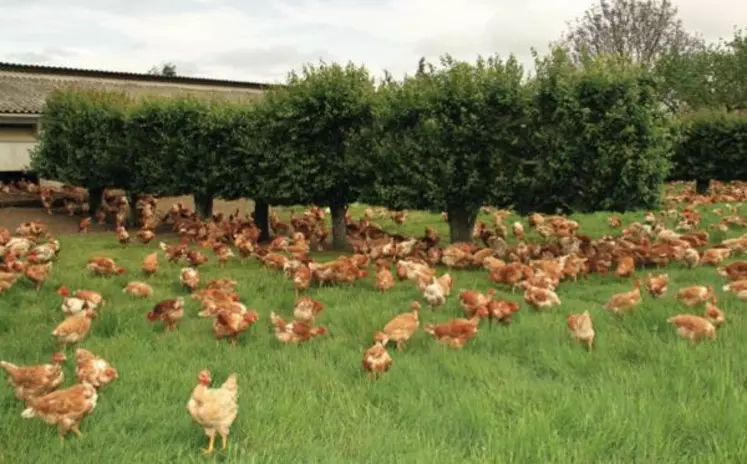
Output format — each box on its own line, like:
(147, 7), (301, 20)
(221, 434), (228, 450)
(203, 434), (216, 455)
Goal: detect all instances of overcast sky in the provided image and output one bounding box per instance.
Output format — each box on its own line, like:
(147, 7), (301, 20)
(0, 0), (743, 84)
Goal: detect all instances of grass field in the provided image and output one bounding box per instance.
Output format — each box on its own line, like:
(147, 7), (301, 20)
(2, 203), (747, 463)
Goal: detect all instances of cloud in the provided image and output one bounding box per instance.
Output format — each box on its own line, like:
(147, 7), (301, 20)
(0, 0), (744, 83)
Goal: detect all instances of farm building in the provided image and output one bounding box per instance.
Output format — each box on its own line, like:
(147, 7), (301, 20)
(0, 62), (270, 178)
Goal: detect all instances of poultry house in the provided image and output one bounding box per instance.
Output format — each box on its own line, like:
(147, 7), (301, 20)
(186, 370), (239, 455)
(1, 352), (67, 404)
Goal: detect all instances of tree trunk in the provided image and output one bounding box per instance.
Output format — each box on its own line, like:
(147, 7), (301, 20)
(253, 200), (271, 243)
(193, 192), (214, 220)
(330, 203), (349, 250)
(695, 178), (710, 195)
(447, 207), (477, 244)
(126, 192), (139, 228)
(88, 187), (104, 220)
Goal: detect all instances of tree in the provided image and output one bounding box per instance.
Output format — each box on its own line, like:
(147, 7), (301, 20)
(371, 55), (529, 243)
(147, 62), (177, 77)
(560, 0), (701, 68)
(259, 61), (377, 249)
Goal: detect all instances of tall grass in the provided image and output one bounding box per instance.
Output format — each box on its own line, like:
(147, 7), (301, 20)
(1, 204), (747, 463)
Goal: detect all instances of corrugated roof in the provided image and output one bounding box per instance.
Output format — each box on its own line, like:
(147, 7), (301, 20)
(0, 62), (274, 114)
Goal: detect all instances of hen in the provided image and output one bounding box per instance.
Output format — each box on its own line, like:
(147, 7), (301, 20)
(186, 370), (239, 454)
(21, 382), (98, 442)
(269, 312), (328, 344)
(423, 307), (489, 349)
(567, 311), (595, 351)
(74, 348), (118, 389)
(362, 341), (392, 380)
(1, 352), (67, 404)
(213, 309), (259, 347)
(147, 297), (185, 332)
(667, 314), (717, 343)
(52, 309), (97, 350)
(374, 301), (420, 350)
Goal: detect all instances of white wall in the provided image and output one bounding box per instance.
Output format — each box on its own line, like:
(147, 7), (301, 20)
(0, 141), (36, 171)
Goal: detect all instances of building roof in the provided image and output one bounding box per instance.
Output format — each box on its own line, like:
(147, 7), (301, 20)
(0, 62), (275, 114)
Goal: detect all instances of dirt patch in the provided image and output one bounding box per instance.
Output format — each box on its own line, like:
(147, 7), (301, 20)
(0, 195), (256, 236)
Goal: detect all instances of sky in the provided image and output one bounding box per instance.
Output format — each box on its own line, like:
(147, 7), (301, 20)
(0, 0), (744, 84)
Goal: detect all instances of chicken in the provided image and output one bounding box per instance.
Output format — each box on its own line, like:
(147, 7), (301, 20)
(212, 243), (235, 268)
(676, 285), (716, 307)
(147, 297), (185, 332)
(458, 288), (496, 317)
(604, 279), (642, 315)
(374, 301), (420, 350)
(51, 309), (97, 350)
(423, 307), (489, 349)
(423, 274), (453, 310)
(24, 262), (52, 290)
(206, 279), (238, 292)
(116, 226), (130, 246)
(682, 248), (700, 269)
(704, 302), (726, 328)
(512, 222), (525, 241)
(722, 279), (747, 300)
(79, 217), (91, 233)
(87, 256), (126, 276)
(73, 289), (105, 309)
(1, 352), (67, 404)
(187, 370), (239, 454)
(142, 252), (158, 276)
(701, 248), (731, 266)
(293, 296), (325, 325)
(717, 261), (747, 281)
(74, 348), (118, 389)
(644, 273), (669, 298)
(21, 382), (98, 442)
(375, 259), (395, 292)
(667, 314), (717, 343)
(484, 299), (520, 326)
(292, 264), (312, 296)
(362, 341), (392, 380)
(522, 284), (561, 311)
(123, 281), (154, 298)
(614, 256), (635, 278)
(213, 310), (259, 347)
(187, 250), (210, 267)
(567, 311), (594, 351)
(270, 312), (328, 344)
(57, 285), (90, 316)
(136, 229), (156, 245)
(180, 267), (200, 292)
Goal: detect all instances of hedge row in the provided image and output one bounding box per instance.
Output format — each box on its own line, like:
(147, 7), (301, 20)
(670, 110), (747, 192)
(32, 53), (675, 245)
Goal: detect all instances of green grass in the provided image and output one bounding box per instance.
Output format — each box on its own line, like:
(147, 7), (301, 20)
(3, 203), (747, 463)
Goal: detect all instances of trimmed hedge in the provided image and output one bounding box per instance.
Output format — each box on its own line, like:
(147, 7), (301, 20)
(670, 110), (747, 192)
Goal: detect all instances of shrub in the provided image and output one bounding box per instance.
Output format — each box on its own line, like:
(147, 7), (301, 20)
(670, 110), (747, 193)
(370, 55), (529, 243)
(522, 49), (673, 213)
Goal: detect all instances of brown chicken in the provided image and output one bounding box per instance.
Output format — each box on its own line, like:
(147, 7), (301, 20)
(79, 217), (92, 233)
(186, 370), (239, 454)
(423, 307), (489, 349)
(52, 309), (97, 350)
(87, 257), (126, 276)
(206, 279), (238, 292)
(704, 302), (726, 328)
(717, 261), (747, 281)
(458, 288), (496, 317)
(489, 262), (534, 292)
(123, 281), (154, 298)
(644, 273), (669, 298)
(292, 264), (312, 296)
(180, 267), (200, 292)
(667, 314), (716, 343)
(74, 348), (118, 389)
(1, 352), (67, 404)
(701, 248), (731, 266)
(485, 299), (520, 326)
(269, 312), (328, 344)
(21, 381), (98, 441)
(374, 301), (420, 350)
(567, 311), (595, 351)
(293, 296), (325, 325)
(604, 279), (642, 315)
(24, 262), (52, 290)
(362, 341), (392, 380)
(116, 226), (130, 246)
(676, 285), (715, 307)
(722, 280), (747, 300)
(147, 297), (185, 332)
(522, 284), (561, 311)
(375, 259), (395, 292)
(142, 252), (159, 276)
(73, 289), (105, 308)
(213, 309), (259, 346)
(136, 229), (156, 245)
(614, 256), (635, 278)
(187, 250), (209, 267)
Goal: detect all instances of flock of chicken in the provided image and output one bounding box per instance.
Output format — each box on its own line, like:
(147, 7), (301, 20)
(3, 181), (747, 453)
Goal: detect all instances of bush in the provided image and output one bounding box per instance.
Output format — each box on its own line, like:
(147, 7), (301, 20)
(370, 55), (529, 243)
(670, 110), (747, 192)
(31, 89), (133, 210)
(521, 49), (673, 213)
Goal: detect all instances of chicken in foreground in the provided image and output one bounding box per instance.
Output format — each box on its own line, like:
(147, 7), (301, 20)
(74, 348), (118, 389)
(567, 311), (595, 351)
(423, 307), (489, 349)
(604, 279), (642, 315)
(21, 381), (98, 442)
(667, 314), (717, 343)
(1, 352), (67, 404)
(269, 312), (328, 344)
(362, 341), (392, 380)
(186, 370), (239, 454)
(374, 301), (420, 350)
(52, 309), (97, 350)
(147, 297), (185, 332)
(213, 309), (259, 347)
